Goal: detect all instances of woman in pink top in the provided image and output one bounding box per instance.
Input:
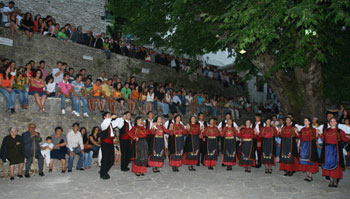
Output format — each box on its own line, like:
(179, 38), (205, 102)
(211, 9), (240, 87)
(29, 70), (47, 112)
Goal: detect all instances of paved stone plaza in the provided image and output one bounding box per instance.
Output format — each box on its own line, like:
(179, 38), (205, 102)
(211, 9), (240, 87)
(0, 160), (349, 199)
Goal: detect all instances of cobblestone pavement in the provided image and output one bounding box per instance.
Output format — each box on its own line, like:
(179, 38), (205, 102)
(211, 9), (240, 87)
(0, 160), (349, 199)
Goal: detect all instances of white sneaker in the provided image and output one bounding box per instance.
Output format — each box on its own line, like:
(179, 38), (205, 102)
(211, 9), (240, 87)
(75, 112), (80, 117)
(83, 113), (89, 117)
(62, 109), (66, 114)
(72, 110), (77, 115)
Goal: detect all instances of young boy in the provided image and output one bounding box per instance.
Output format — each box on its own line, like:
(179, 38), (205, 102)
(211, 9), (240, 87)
(41, 136), (54, 167)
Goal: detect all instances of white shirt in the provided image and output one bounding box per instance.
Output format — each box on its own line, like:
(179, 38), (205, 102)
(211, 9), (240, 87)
(41, 142), (54, 150)
(172, 95), (181, 104)
(98, 77), (108, 82)
(146, 92), (154, 102)
(45, 82), (56, 92)
(52, 68), (63, 84)
(185, 95), (193, 105)
(164, 119), (184, 129)
(218, 120), (238, 129)
(144, 119), (153, 129)
(16, 15), (22, 26)
(170, 59), (177, 68)
(101, 117), (125, 137)
(2, 6), (13, 23)
(165, 94), (171, 103)
(66, 130), (84, 151)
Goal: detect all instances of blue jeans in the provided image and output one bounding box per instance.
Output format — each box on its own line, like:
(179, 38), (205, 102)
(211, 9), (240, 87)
(61, 94), (74, 110)
(14, 89), (28, 106)
(157, 102), (169, 115)
(105, 49), (111, 59)
(68, 147), (84, 170)
(84, 151), (93, 169)
(71, 95), (88, 114)
(0, 88), (15, 109)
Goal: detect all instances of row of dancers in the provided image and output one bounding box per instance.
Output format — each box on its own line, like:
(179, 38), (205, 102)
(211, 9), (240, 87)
(99, 111), (350, 188)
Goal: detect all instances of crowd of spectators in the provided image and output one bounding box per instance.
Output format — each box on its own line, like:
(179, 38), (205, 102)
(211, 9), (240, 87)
(0, 1), (246, 89)
(0, 58), (253, 120)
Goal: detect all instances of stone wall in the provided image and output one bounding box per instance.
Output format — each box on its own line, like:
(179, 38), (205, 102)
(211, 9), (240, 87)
(12, 0), (109, 34)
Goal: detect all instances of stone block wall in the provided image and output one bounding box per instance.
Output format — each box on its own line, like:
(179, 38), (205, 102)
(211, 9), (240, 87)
(12, 0), (109, 34)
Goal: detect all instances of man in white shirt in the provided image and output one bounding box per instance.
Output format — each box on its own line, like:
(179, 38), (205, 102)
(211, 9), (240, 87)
(100, 112), (124, 179)
(66, 123), (84, 172)
(1, 1), (14, 26)
(52, 61), (64, 85)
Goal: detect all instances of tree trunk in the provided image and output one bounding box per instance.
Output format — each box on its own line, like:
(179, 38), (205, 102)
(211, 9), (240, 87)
(251, 53), (325, 122)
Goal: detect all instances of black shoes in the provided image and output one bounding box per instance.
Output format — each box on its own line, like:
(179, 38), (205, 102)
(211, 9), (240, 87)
(25, 173), (30, 178)
(10, 177), (14, 180)
(49, 169), (53, 172)
(68, 170), (72, 173)
(100, 174), (110, 180)
(77, 168), (84, 171)
(227, 166), (232, 171)
(39, 172), (45, 176)
(208, 166), (214, 170)
(17, 174), (23, 178)
(121, 168), (130, 172)
(61, 170), (66, 173)
(10, 108), (15, 114)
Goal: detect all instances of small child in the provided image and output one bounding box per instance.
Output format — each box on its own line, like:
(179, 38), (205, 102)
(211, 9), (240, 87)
(45, 75), (56, 97)
(41, 136), (54, 167)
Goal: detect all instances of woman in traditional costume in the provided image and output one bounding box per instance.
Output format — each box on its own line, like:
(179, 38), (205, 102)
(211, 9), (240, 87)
(298, 117), (319, 182)
(238, 120), (258, 172)
(168, 115), (186, 172)
(260, 118), (278, 174)
(127, 117), (150, 176)
(278, 117), (299, 176)
(183, 116), (201, 171)
(320, 118), (350, 187)
(202, 118), (220, 170)
(148, 116), (168, 173)
(221, 119), (238, 171)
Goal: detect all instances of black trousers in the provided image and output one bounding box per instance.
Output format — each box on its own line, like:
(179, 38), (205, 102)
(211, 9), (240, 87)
(198, 139), (206, 165)
(120, 139), (131, 170)
(100, 142), (114, 177)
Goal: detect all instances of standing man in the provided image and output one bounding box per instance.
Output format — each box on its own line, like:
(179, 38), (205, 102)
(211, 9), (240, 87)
(100, 112), (124, 179)
(119, 111), (133, 171)
(22, 123), (44, 178)
(52, 61), (64, 93)
(144, 111), (154, 160)
(252, 113), (263, 168)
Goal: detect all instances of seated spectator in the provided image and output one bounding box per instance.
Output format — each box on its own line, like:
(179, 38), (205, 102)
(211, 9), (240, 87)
(49, 126), (67, 173)
(122, 82), (134, 114)
(24, 63), (33, 78)
(0, 65), (16, 113)
(67, 123), (84, 172)
(13, 70), (28, 109)
(73, 26), (84, 44)
(39, 60), (48, 80)
(71, 74), (89, 117)
(57, 27), (67, 42)
(20, 12), (34, 40)
(22, 123), (44, 177)
(112, 82), (125, 114)
(40, 136), (54, 168)
(0, 127), (24, 180)
(83, 30), (94, 46)
(45, 75), (56, 97)
(84, 78), (94, 112)
(43, 20), (54, 36)
(103, 37), (111, 59)
(81, 127), (93, 169)
(131, 85), (143, 115)
(186, 91), (195, 115)
(196, 93), (205, 115)
(102, 79), (114, 113)
(36, 17), (45, 34)
(98, 71), (108, 83)
(170, 91), (181, 115)
(1, 1), (14, 27)
(89, 127), (101, 158)
(155, 86), (169, 117)
(145, 87), (155, 113)
(9, 12), (18, 38)
(92, 79), (103, 112)
(57, 73), (72, 115)
(179, 91), (187, 116)
(29, 69), (47, 112)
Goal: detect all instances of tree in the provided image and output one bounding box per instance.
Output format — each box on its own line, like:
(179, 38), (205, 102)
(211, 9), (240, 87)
(108, 0), (350, 120)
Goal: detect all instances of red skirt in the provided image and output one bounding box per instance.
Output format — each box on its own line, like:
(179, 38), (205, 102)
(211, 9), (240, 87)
(203, 159), (216, 167)
(169, 157), (182, 167)
(183, 153), (198, 165)
(148, 157), (164, 168)
(222, 155), (237, 166)
(322, 164), (343, 179)
(298, 162), (319, 173)
(279, 157), (299, 172)
(131, 162), (147, 173)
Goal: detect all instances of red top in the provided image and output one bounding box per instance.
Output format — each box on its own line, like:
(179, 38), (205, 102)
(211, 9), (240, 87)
(29, 78), (44, 92)
(299, 127), (318, 141)
(185, 124), (201, 136)
(259, 126), (277, 138)
(24, 71), (33, 78)
(238, 128), (256, 139)
(202, 126), (220, 137)
(127, 126), (150, 140)
(320, 128), (350, 144)
(279, 125), (298, 138)
(151, 124), (169, 136)
(169, 123), (186, 136)
(222, 127), (237, 138)
(0, 74), (14, 88)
